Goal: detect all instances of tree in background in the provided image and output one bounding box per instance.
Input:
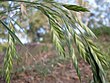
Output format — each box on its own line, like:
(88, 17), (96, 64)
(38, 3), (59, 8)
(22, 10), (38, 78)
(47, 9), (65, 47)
(0, 0), (108, 83)
(26, 10), (48, 42)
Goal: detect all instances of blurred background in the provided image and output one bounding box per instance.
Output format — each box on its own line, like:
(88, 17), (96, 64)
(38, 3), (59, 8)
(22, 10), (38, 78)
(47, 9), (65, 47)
(0, 0), (110, 83)
(0, 0), (110, 44)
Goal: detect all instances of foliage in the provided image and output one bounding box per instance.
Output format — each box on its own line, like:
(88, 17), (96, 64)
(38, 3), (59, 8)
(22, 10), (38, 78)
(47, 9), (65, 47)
(0, 0), (108, 83)
(28, 11), (48, 42)
(94, 35), (110, 82)
(91, 26), (110, 36)
(63, 4), (89, 12)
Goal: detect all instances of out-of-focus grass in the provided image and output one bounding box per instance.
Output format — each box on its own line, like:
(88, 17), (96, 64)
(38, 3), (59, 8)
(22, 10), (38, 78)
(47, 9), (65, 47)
(33, 55), (70, 76)
(91, 26), (110, 36)
(0, 43), (7, 52)
(14, 47), (70, 75)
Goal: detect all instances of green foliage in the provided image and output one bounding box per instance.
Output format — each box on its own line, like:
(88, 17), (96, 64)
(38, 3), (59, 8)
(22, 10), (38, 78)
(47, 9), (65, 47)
(91, 26), (110, 36)
(28, 11), (48, 42)
(0, 20), (23, 45)
(63, 4), (89, 12)
(2, 22), (18, 83)
(93, 36), (110, 82)
(0, 44), (7, 52)
(0, 0), (108, 83)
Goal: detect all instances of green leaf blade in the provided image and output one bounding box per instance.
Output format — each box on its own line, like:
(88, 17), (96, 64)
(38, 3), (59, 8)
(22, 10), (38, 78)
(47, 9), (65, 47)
(63, 4), (89, 12)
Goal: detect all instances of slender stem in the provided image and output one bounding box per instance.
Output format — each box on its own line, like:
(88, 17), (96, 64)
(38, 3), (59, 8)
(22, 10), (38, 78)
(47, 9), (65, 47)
(0, 0), (39, 4)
